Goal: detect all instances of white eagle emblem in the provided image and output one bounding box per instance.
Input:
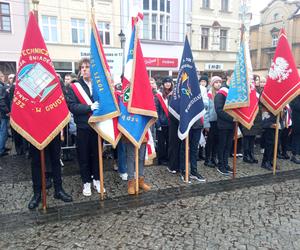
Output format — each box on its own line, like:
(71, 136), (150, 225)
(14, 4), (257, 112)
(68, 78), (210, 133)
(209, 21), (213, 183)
(268, 57), (292, 83)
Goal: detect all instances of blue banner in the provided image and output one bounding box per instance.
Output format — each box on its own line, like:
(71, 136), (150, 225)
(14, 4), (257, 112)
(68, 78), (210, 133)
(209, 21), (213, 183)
(169, 37), (205, 140)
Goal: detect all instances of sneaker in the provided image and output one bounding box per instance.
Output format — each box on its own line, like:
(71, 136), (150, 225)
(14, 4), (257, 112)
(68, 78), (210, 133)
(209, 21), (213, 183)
(93, 180), (106, 193)
(113, 163), (118, 171)
(83, 182), (92, 196)
(180, 172), (191, 183)
(190, 172), (206, 182)
(167, 167), (177, 174)
(119, 173), (128, 181)
(226, 165), (233, 174)
(60, 159), (64, 167)
(237, 153), (243, 158)
(217, 166), (230, 176)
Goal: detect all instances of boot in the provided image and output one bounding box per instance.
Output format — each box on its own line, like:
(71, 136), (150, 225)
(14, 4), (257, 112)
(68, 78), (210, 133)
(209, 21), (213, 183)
(54, 188), (73, 202)
(128, 179), (136, 195)
(28, 193), (41, 210)
(249, 150), (258, 164)
(243, 151), (253, 163)
(138, 177), (151, 192)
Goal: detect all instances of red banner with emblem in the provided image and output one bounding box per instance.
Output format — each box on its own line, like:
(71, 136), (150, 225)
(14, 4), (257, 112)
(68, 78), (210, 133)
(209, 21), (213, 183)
(10, 12), (70, 150)
(261, 29), (300, 115)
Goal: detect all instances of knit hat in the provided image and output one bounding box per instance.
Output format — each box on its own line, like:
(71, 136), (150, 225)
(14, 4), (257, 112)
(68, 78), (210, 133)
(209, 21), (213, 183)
(162, 77), (173, 84)
(199, 75), (209, 86)
(210, 76), (222, 86)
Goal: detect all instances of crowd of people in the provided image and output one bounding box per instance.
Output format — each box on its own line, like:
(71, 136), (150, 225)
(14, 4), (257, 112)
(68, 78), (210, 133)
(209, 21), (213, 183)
(1, 61), (300, 210)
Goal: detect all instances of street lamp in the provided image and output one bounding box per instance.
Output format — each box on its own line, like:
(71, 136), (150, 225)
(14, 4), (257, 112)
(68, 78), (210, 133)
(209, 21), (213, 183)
(118, 29), (126, 74)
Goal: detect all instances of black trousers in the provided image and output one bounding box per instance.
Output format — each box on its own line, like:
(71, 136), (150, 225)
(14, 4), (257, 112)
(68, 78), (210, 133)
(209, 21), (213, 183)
(243, 135), (255, 155)
(279, 128), (290, 155)
(262, 128), (275, 163)
(205, 121), (218, 161)
(76, 128), (99, 183)
(218, 129), (234, 169)
(157, 126), (169, 163)
(11, 127), (26, 155)
(168, 115), (181, 171)
(291, 131), (300, 156)
(30, 135), (62, 194)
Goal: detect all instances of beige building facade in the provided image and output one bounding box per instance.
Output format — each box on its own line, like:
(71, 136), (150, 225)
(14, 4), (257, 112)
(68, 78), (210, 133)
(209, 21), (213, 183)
(250, 0), (300, 77)
(189, 0), (242, 78)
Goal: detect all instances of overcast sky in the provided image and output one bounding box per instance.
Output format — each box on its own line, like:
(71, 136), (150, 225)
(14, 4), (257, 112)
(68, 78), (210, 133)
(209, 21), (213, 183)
(250, 0), (272, 25)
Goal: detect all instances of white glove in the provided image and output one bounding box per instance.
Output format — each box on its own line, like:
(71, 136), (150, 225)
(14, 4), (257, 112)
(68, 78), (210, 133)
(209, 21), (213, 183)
(91, 101), (99, 111)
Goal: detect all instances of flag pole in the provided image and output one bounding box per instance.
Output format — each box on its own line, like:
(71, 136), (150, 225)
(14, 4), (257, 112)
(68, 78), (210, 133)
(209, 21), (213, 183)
(98, 136), (105, 200)
(272, 114), (280, 175)
(40, 149), (47, 210)
(185, 134), (189, 183)
(135, 146), (139, 194)
(233, 122), (238, 178)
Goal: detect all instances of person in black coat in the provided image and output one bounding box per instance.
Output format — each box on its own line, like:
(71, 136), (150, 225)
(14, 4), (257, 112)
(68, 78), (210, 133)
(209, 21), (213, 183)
(214, 81), (234, 176)
(290, 96), (300, 164)
(155, 77), (172, 165)
(67, 58), (102, 196)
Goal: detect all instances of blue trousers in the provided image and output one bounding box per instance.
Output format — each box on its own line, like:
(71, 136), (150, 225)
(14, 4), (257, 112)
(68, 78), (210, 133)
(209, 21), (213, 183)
(0, 118), (8, 154)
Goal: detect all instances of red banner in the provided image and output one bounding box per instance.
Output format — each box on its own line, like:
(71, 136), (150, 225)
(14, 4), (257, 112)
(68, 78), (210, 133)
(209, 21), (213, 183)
(261, 29), (300, 115)
(144, 57), (178, 68)
(10, 12), (70, 150)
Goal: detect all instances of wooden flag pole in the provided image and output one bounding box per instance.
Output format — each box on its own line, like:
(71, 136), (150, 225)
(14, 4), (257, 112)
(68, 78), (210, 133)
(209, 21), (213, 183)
(272, 114), (280, 175)
(135, 146), (139, 195)
(185, 135), (189, 183)
(233, 122), (238, 179)
(98, 136), (105, 200)
(40, 149), (47, 210)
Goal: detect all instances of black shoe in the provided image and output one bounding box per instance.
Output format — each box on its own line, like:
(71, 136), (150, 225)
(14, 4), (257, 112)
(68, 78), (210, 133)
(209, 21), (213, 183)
(226, 165), (233, 174)
(28, 193), (41, 210)
(261, 161), (272, 170)
(180, 172), (191, 183)
(190, 172), (206, 182)
(54, 189), (73, 202)
(4, 147), (10, 152)
(211, 158), (217, 166)
(283, 153), (290, 159)
(291, 155), (300, 164)
(0, 151), (8, 157)
(217, 166), (230, 176)
(205, 160), (215, 168)
(46, 178), (52, 190)
(243, 155), (254, 164)
(277, 153), (285, 159)
(250, 154), (259, 164)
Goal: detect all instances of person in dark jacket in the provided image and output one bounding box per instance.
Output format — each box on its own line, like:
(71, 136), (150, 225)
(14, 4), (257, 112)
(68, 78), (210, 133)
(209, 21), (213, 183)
(214, 80), (234, 175)
(155, 77), (172, 165)
(290, 96), (300, 164)
(260, 105), (278, 170)
(67, 58), (103, 196)
(0, 71), (10, 157)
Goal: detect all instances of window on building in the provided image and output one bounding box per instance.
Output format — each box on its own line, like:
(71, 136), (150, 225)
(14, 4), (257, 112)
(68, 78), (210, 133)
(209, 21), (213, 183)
(201, 28), (209, 50)
(272, 33), (278, 47)
(143, 0), (170, 40)
(143, 0), (149, 10)
(221, 0), (229, 12)
(143, 13), (150, 39)
(0, 2), (11, 32)
(220, 29), (227, 50)
(97, 21), (111, 45)
(202, 0), (210, 9)
(273, 13), (279, 20)
(71, 18), (85, 44)
(41, 16), (58, 42)
(152, 0), (157, 10)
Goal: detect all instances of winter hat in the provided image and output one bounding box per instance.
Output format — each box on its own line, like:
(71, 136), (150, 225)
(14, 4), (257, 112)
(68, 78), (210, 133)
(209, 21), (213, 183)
(210, 76), (222, 86)
(199, 74), (209, 86)
(162, 77), (173, 84)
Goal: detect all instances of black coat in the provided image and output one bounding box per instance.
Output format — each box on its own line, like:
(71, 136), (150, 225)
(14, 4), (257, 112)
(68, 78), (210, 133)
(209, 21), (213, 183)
(214, 87), (234, 130)
(154, 93), (169, 128)
(290, 96), (300, 134)
(67, 77), (93, 129)
(0, 82), (10, 119)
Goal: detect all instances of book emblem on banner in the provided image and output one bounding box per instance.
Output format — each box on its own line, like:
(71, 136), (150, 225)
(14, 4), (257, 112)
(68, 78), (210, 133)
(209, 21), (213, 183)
(18, 62), (57, 102)
(269, 57), (292, 83)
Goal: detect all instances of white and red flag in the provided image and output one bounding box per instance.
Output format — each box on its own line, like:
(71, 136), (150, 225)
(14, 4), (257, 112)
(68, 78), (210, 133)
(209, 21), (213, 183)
(261, 28), (300, 115)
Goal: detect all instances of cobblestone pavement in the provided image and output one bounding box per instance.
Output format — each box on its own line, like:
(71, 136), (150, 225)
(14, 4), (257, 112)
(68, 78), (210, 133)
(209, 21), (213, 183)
(0, 178), (300, 249)
(0, 143), (300, 249)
